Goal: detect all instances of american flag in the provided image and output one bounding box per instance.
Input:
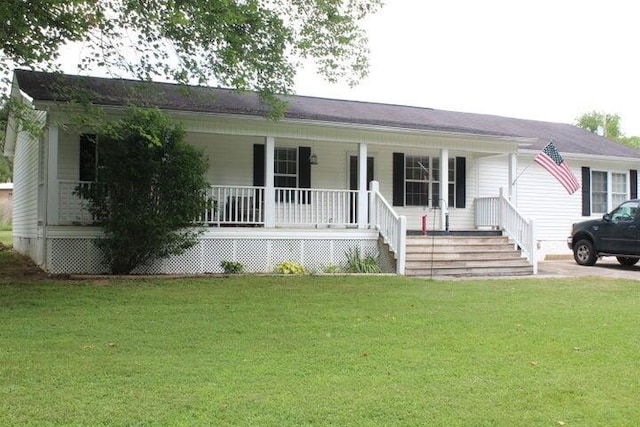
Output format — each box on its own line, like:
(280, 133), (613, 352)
(534, 141), (580, 195)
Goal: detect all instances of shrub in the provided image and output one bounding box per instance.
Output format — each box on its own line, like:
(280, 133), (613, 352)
(345, 247), (382, 273)
(76, 107), (209, 274)
(274, 261), (306, 274)
(220, 260), (244, 274)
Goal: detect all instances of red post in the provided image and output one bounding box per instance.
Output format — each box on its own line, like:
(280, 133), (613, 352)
(422, 214), (427, 236)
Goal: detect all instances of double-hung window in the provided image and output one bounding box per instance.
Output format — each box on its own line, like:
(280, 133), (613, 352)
(274, 147), (298, 202)
(404, 156), (456, 207)
(274, 147), (297, 188)
(405, 155), (430, 206)
(591, 170), (628, 213)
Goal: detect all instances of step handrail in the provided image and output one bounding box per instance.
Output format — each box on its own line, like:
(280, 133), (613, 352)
(497, 188), (537, 274)
(369, 181), (406, 274)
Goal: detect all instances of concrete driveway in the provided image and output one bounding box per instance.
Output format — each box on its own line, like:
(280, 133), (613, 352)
(538, 257), (640, 280)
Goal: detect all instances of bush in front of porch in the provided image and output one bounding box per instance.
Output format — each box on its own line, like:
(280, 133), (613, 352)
(76, 107), (209, 274)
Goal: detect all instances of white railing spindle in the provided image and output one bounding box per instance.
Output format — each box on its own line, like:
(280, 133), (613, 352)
(475, 188), (537, 274)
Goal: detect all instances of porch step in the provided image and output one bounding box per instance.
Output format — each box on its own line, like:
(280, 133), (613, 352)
(404, 234), (534, 278)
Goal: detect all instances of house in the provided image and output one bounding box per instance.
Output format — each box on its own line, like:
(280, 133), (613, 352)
(5, 70), (640, 275)
(0, 182), (12, 224)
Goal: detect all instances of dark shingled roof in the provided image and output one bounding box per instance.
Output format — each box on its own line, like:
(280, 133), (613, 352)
(15, 69), (640, 159)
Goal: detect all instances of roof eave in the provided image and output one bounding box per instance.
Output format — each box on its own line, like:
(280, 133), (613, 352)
(519, 148), (640, 162)
(3, 74), (30, 157)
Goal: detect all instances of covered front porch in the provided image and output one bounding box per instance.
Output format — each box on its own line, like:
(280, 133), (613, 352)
(42, 113), (538, 275)
(53, 177), (537, 275)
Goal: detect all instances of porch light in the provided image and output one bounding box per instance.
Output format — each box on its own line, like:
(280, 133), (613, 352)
(309, 152), (319, 165)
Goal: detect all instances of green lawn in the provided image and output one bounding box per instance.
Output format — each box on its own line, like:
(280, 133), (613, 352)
(2, 267), (640, 426)
(0, 230), (11, 246)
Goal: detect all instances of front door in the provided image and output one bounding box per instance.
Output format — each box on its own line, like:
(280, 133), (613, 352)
(349, 156), (374, 223)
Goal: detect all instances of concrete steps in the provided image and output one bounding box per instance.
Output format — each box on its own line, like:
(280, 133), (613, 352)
(404, 234), (534, 277)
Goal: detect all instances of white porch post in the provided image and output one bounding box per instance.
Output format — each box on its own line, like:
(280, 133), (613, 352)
(46, 124), (59, 225)
(369, 180), (378, 228)
(357, 143), (369, 228)
(264, 136), (275, 228)
(439, 148), (449, 231)
(508, 153), (517, 203)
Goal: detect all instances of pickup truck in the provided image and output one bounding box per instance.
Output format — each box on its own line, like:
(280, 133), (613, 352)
(567, 199), (640, 266)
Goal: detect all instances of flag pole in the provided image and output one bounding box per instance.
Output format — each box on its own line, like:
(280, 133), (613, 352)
(511, 140), (553, 186)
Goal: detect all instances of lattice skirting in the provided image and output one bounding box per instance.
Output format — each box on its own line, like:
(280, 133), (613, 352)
(46, 234), (395, 275)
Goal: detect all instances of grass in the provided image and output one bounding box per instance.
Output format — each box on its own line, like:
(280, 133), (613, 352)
(1, 256), (640, 425)
(0, 229), (11, 246)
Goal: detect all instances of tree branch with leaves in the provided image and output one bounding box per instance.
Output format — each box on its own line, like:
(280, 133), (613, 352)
(576, 110), (640, 150)
(1, 0), (382, 111)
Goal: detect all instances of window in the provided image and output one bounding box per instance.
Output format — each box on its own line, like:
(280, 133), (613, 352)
(393, 153), (465, 208)
(612, 172), (627, 207)
(274, 147), (297, 188)
(274, 147), (299, 203)
(79, 134), (97, 181)
(404, 156), (456, 207)
(405, 155), (429, 206)
(591, 170), (628, 214)
(591, 171), (607, 213)
(610, 200), (639, 222)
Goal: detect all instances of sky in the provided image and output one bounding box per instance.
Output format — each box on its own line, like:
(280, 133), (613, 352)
(294, 0), (640, 136)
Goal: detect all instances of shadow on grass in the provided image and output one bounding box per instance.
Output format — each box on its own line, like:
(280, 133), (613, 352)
(0, 249), (48, 280)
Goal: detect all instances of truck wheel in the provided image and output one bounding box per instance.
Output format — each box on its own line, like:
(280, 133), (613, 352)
(573, 239), (597, 266)
(616, 257), (639, 266)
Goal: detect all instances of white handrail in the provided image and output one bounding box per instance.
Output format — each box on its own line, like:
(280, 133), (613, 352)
(475, 188), (537, 274)
(369, 181), (406, 274)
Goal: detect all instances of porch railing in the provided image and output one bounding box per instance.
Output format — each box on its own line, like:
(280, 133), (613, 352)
(56, 180), (408, 274)
(273, 187), (358, 227)
(369, 181), (406, 274)
(475, 188), (537, 274)
(59, 180), (94, 224)
(57, 182), (361, 228)
(201, 185), (265, 225)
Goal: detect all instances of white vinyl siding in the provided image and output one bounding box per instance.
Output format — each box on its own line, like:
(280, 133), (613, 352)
(11, 110), (47, 262)
(189, 133), (260, 186)
(12, 132), (40, 237)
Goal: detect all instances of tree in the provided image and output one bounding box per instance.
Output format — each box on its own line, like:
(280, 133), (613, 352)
(576, 111), (622, 139)
(76, 107), (209, 274)
(0, 0), (382, 112)
(0, 104), (12, 181)
(576, 111), (640, 150)
(0, 156), (10, 182)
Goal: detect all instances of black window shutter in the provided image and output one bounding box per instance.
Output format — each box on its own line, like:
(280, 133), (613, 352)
(455, 157), (466, 209)
(630, 170), (638, 199)
(581, 167), (591, 216)
(298, 147), (311, 188)
(392, 152), (405, 206)
(253, 144), (265, 186)
(79, 134), (97, 181)
(298, 147), (311, 204)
